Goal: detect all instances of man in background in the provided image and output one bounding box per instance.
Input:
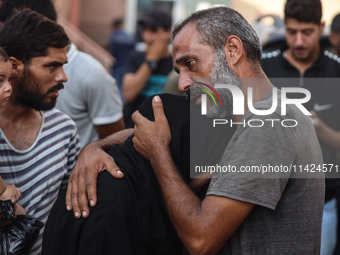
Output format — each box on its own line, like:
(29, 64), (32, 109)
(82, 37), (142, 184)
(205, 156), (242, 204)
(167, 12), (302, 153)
(122, 7), (173, 127)
(107, 17), (135, 95)
(261, 1), (340, 254)
(329, 13), (340, 57)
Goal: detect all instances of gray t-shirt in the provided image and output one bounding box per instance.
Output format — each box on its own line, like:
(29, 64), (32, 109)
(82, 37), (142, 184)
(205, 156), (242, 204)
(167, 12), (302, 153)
(207, 90), (325, 254)
(56, 44), (123, 147)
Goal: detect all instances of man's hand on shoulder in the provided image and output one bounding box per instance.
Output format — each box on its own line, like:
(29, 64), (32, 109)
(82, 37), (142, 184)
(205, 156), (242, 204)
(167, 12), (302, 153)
(65, 139), (124, 218)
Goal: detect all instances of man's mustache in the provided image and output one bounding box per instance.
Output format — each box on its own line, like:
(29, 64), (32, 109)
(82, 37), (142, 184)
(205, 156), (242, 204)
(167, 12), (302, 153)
(47, 83), (64, 93)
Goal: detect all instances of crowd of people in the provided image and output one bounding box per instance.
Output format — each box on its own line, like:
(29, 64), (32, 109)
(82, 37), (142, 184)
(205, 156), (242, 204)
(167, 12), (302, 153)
(0, 0), (340, 254)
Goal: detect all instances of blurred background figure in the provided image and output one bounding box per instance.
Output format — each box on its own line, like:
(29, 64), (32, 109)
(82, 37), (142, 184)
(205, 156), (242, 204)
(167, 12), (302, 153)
(122, 6), (173, 128)
(107, 17), (136, 99)
(261, 1), (340, 255)
(329, 13), (340, 57)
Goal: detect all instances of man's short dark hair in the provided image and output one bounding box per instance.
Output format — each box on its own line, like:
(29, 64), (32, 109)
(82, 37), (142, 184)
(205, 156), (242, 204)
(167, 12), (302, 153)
(0, 9), (69, 65)
(138, 7), (172, 31)
(284, 0), (322, 25)
(331, 13), (340, 34)
(0, 0), (57, 22)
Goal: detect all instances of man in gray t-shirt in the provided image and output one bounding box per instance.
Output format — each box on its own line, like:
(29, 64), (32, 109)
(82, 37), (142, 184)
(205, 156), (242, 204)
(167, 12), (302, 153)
(208, 91), (324, 254)
(129, 7), (324, 254)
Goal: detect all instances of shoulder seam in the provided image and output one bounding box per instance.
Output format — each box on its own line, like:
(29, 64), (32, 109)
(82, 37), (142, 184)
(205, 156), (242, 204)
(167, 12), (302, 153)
(324, 50), (340, 64)
(262, 50), (281, 59)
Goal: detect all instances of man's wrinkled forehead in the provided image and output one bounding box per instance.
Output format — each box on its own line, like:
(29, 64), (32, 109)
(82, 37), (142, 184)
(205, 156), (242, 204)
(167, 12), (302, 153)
(172, 23), (202, 57)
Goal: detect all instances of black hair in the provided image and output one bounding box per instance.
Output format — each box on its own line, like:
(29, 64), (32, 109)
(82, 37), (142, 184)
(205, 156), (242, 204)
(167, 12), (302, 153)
(0, 9), (69, 65)
(331, 14), (340, 34)
(0, 0), (57, 22)
(0, 47), (9, 62)
(284, 0), (322, 25)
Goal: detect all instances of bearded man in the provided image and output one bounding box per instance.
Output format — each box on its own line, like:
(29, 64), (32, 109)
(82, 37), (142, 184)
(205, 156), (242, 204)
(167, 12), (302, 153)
(66, 6), (324, 254)
(0, 9), (80, 255)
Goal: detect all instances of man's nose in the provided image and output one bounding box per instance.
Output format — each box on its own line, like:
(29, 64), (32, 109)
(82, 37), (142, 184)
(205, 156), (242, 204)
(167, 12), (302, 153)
(295, 32), (304, 46)
(178, 73), (191, 93)
(56, 68), (68, 83)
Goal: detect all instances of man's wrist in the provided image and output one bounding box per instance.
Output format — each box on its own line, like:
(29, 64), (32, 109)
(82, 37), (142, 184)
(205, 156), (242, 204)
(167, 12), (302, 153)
(149, 147), (172, 169)
(144, 59), (158, 71)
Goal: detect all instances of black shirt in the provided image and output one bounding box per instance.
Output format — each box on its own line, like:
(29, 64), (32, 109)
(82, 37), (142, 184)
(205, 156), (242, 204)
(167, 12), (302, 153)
(262, 48), (340, 197)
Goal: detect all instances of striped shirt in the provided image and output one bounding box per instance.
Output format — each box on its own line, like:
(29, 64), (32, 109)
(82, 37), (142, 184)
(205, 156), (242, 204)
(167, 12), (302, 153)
(0, 109), (81, 255)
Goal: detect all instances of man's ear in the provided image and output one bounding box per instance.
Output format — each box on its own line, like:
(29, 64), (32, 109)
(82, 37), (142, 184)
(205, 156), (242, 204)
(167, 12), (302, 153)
(224, 35), (243, 67)
(9, 57), (24, 77)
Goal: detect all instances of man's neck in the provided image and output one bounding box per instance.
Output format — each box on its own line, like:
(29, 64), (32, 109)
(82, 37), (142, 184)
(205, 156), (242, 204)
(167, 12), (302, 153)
(0, 102), (42, 150)
(284, 47), (320, 75)
(1, 101), (39, 121)
(160, 49), (171, 59)
(234, 76), (274, 122)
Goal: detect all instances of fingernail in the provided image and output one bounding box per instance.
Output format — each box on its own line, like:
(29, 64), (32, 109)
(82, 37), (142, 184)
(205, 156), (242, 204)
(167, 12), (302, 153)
(117, 170), (123, 175)
(82, 211), (87, 217)
(90, 200), (95, 207)
(74, 211), (79, 217)
(154, 96), (161, 102)
(66, 205), (71, 211)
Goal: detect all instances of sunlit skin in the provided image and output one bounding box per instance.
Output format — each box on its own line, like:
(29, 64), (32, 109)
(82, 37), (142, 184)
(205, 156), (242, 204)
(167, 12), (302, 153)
(284, 18), (324, 73)
(0, 60), (12, 108)
(24, 47), (68, 105)
(172, 23), (215, 94)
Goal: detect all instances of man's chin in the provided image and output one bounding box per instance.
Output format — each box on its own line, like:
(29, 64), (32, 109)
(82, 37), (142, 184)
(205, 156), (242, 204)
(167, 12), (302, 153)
(32, 99), (57, 111)
(292, 50), (310, 61)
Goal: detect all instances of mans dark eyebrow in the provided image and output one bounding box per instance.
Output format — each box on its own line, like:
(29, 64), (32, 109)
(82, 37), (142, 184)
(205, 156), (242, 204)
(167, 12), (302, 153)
(301, 28), (314, 32)
(44, 61), (67, 67)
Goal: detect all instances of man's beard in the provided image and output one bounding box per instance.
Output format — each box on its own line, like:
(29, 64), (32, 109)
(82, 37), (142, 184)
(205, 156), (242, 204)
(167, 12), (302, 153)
(11, 67), (64, 111)
(186, 48), (240, 118)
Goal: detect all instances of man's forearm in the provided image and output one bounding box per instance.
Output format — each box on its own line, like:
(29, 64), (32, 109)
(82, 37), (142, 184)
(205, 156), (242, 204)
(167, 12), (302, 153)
(94, 128), (133, 151)
(149, 149), (253, 255)
(123, 65), (152, 102)
(149, 149), (206, 252)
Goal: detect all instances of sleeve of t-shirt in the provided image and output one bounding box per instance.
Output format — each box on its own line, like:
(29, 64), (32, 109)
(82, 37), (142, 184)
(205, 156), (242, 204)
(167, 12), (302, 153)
(81, 55), (123, 126)
(206, 113), (298, 210)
